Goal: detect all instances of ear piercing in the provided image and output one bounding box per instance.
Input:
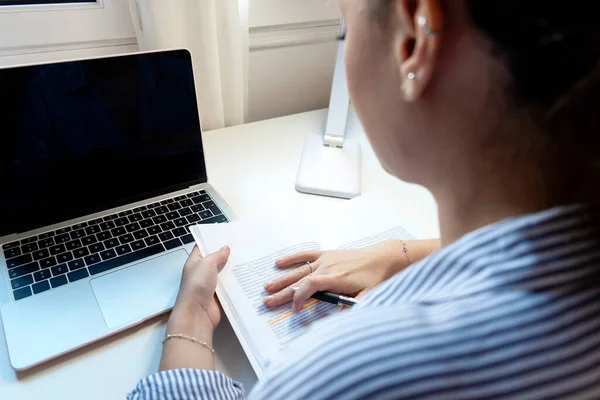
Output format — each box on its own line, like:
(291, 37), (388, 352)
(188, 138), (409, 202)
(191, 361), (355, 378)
(418, 16), (442, 37)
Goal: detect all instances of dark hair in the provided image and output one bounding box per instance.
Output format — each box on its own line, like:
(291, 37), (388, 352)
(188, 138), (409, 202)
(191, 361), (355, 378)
(466, 1), (600, 157)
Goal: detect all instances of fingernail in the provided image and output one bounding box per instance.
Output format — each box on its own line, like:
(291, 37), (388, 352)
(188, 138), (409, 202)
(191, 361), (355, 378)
(291, 304), (297, 314)
(221, 246), (229, 251)
(262, 296), (272, 304)
(264, 281), (273, 289)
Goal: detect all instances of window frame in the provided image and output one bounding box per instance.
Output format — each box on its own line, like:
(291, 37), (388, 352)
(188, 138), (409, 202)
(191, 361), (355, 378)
(0, 0), (135, 52)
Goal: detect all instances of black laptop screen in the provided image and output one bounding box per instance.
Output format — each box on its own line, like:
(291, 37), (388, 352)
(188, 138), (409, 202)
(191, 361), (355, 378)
(0, 50), (208, 236)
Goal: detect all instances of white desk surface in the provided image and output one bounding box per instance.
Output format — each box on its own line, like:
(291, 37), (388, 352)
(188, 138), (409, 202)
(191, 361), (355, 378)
(0, 109), (439, 399)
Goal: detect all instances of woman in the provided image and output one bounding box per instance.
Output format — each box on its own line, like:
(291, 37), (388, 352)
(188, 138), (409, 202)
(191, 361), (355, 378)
(130, 0), (600, 398)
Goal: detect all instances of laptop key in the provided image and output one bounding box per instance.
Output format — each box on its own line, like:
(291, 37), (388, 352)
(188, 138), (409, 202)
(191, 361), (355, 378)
(50, 244), (66, 256)
(180, 199), (193, 207)
(85, 225), (100, 235)
(173, 228), (188, 237)
(104, 238), (119, 249)
(39, 238), (55, 248)
(168, 203), (182, 212)
(103, 214), (118, 221)
(72, 222), (87, 230)
(140, 219), (153, 229)
(118, 210), (133, 217)
(153, 215), (167, 225)
(6, 253), (33, 269)
(89, 243), (165, 276)
(166, 211), (179, 220)
(21, 237), (37, 245)
(34, 269), (52, 282)
(38, 232), (55, 239)
(51, 264), (69, 276)
(126, 223), (141, 233)
(84, 254), (101, 266)
(100, 221), (116, 231)
(82, 235), (97, 246)
(175, 195), (187, 201)
(68, 269), (89, 282)
(21, 243), (38, 254)
(161, 221), (176, 231)
(111, 227), (126, 237)
(114, 217), (129, 227)
(101, 249), (117, 260)
(193, 194), (211, 204)
(164, 238), (182, 250)
(187, 192), (199, 198)
(161, 199), (175, 205)
(3, 242), (19, 250)
(198, 210), (213, 220)
(4, 247), (21, 258)
(97, 231), (112, 241)
(186, 214), (201, 223)
(50, 275), (68, 288)
(199, 215), (229, 224)
(70, 229), (85, 240)
(11, 274), (34, 289)
(145, 236), (160, 246)
(131, 240), (146, 251)
(174, 218), (187, 227)
(73, 247), (90, 258)
(133, 206), (147, 213)
(33, 249), (50, 260)
(40, 257), (58, 269)
(148, 226), (162, 235)
(9, 262), (40, 279)
(120, 234), (135, 244)
(32, 280), (51, 295)
(155, 206), (169, 215)
(181, 234), (195, 245)
(68, 259), (86, 271)
(133, 230), (148, 240)
(90, 243), (105, 253)
(191, 204), (204, 212)
(55, 234), (70, 244)
(116, 244), (132, 256)
(66, 239), (83, 251)
(56, 227), (71, 234)
(14, 287), (32, 301)
(178, 207), (193, 217)
(57, 252), (74, 263)
(158, 231), (174, 242)
(141, 210), (156, 219)
(89, 218), (104, 226)
(129, 213), (143, 223)
(203, 201), (223, 216)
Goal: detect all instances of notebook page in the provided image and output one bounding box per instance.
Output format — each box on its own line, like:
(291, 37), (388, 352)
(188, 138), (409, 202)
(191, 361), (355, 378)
(191, 220), (337, 374)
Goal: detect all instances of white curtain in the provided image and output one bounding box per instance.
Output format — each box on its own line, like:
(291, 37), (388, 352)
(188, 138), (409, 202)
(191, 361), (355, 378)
(129, 0), (249, 131)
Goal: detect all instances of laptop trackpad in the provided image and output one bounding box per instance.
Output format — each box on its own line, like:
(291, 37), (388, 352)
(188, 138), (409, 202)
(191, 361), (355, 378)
(91, 249), (189, 329)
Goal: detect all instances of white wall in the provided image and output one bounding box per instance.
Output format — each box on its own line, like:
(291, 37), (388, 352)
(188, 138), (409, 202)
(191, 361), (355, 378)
(248, 1), (341, 122)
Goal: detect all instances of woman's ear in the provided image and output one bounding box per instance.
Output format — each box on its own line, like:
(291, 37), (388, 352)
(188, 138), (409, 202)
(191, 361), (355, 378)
(394, 0), (444, 102)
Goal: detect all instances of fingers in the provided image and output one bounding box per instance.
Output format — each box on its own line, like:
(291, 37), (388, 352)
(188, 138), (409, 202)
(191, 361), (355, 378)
(264, 262), (315, 293)
(262, 285), (296, 308)
(275, 251), (323, 269)
(292, 275), (335, 314)
(200, 246), (231, 272)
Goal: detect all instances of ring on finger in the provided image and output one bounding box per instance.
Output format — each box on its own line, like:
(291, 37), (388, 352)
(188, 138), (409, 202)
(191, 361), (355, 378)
(306, 262), (313, 276)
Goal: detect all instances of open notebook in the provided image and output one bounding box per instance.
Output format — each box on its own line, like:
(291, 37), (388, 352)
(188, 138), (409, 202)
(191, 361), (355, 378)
(190, 196), (418, 377)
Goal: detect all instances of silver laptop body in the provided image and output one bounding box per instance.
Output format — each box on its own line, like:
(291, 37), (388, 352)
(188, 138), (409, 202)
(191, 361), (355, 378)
(0, 49), (236, 370)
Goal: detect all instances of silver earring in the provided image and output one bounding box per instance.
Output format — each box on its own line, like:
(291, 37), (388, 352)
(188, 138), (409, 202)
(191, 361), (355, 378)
(407, 72), (416, 81)
(418, 16), (441, 37)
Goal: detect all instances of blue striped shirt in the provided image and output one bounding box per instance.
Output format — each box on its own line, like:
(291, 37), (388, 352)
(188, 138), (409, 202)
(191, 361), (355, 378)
(129, 205), (600, 399)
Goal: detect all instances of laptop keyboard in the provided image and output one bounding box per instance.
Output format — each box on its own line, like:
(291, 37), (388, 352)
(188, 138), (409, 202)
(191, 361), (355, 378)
(2, 190), (228, 301)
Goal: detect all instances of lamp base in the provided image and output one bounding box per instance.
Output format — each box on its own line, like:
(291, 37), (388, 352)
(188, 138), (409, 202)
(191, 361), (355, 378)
(295, 134), (362, 199)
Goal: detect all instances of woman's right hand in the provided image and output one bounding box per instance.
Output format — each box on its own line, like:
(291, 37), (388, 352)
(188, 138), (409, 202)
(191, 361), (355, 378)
(263, 239), (440, 313)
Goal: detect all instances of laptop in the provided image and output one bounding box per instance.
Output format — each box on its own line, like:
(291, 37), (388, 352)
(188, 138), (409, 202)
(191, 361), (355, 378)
(0, 49), (236, 370)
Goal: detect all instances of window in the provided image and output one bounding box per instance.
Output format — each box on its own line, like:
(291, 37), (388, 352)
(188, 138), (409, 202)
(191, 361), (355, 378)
(0, 0), (135, 65)
(0, 0), (89, 5)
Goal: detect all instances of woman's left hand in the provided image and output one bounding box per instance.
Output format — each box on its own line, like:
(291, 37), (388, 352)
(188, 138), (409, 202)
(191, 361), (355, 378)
(169, 245), (231, 335)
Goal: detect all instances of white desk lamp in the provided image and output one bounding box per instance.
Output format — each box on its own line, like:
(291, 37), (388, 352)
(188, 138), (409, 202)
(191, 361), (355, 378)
(295, 18), (362, 199)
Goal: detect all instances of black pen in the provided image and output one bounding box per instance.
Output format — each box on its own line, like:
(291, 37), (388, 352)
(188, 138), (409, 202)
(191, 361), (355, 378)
(291, 287), (358, 307)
